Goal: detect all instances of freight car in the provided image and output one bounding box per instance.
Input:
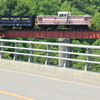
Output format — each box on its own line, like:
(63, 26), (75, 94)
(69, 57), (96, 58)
(0, 11), (92, 30)
(0, 15), (35, 29)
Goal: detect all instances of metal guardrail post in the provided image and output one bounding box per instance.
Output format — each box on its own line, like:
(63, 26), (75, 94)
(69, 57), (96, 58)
(13, 42), (18, 60)
(85, 48), (92, 71)
(28, 43), (34, 62)
(0, 41), (5, 58)
(45, 45), (51, 65)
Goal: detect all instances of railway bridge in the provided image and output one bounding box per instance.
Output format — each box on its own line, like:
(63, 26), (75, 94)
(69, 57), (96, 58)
(0, 29), (100, 38)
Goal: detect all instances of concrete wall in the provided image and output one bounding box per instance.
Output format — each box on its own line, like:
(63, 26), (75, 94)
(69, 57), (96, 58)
(0, 59), (100, 83)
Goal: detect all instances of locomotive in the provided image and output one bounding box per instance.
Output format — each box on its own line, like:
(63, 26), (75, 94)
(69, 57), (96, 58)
(0, 11), (92, 30)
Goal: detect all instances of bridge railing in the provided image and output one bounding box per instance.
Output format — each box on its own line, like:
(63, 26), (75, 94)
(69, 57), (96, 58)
(0, 39), (100, 71)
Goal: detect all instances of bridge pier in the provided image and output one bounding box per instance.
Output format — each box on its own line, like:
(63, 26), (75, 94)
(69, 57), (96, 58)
(28, 44), (34, 62)
(13, 43), (19, 60)
(59, 38), (71, 67)
(45, 45), (51, 65)
(85, 48), (92, 71)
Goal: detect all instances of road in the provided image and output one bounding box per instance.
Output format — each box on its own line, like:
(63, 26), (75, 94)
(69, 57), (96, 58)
(0, 67), (100, 100)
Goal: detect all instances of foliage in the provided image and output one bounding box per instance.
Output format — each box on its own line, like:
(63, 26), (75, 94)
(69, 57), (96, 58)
(60, 1), (85, 15)
(0, 0), (31, 15)
(92, 12), (100, 27)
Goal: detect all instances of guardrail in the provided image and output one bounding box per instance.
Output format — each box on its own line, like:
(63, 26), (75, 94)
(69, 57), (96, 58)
(0, 39), (100, 71)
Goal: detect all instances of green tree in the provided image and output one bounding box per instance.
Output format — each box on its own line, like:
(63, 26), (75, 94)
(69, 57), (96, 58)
(39, 0), (61, 15)
(13, 1), (31, 16)
(0, 0), (30, 16)
(60, 1), (85, 15)
(89, 39), (100, 72)
(92, 12), (100, 27)
(22, 0), (61, 15)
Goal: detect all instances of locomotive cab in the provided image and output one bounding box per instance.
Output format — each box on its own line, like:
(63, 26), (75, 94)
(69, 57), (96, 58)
(57, 11), (71, 27)
(58, 11), (71, 18)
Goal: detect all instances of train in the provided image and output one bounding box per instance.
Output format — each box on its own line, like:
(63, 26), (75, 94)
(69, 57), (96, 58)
(0, 11), (92, 30)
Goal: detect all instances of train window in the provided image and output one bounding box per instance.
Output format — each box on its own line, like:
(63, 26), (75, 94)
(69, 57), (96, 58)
(84, 17), (89, 21)
(59, 14), (63, 17)
(59, 14), (67, 17)
(39, 17), (42, 21)
(63, 14), (66, 17)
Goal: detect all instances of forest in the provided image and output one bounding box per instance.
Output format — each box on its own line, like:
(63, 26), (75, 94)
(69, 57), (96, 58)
(0, 0), (100, 72)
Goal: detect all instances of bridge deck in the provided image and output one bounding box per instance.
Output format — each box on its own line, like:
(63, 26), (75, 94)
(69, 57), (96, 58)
(0, 30), (100, 38)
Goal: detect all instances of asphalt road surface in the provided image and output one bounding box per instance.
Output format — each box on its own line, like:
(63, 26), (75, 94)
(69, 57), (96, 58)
(0, 67), (100, 100)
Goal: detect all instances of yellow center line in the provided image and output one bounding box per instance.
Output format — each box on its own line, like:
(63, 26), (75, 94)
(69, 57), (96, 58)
(0, 90), (36, 100)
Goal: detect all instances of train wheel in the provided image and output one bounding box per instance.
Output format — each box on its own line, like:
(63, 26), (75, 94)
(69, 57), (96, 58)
(4, 26), (13, 30)
(22, 26), (26, 30)
(22, 26), (32, 30)
(39, 25), (48, 30)
(9, 26), (13, 30)
(27, 26), (33, 30)
(50, 25), (57, 30)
